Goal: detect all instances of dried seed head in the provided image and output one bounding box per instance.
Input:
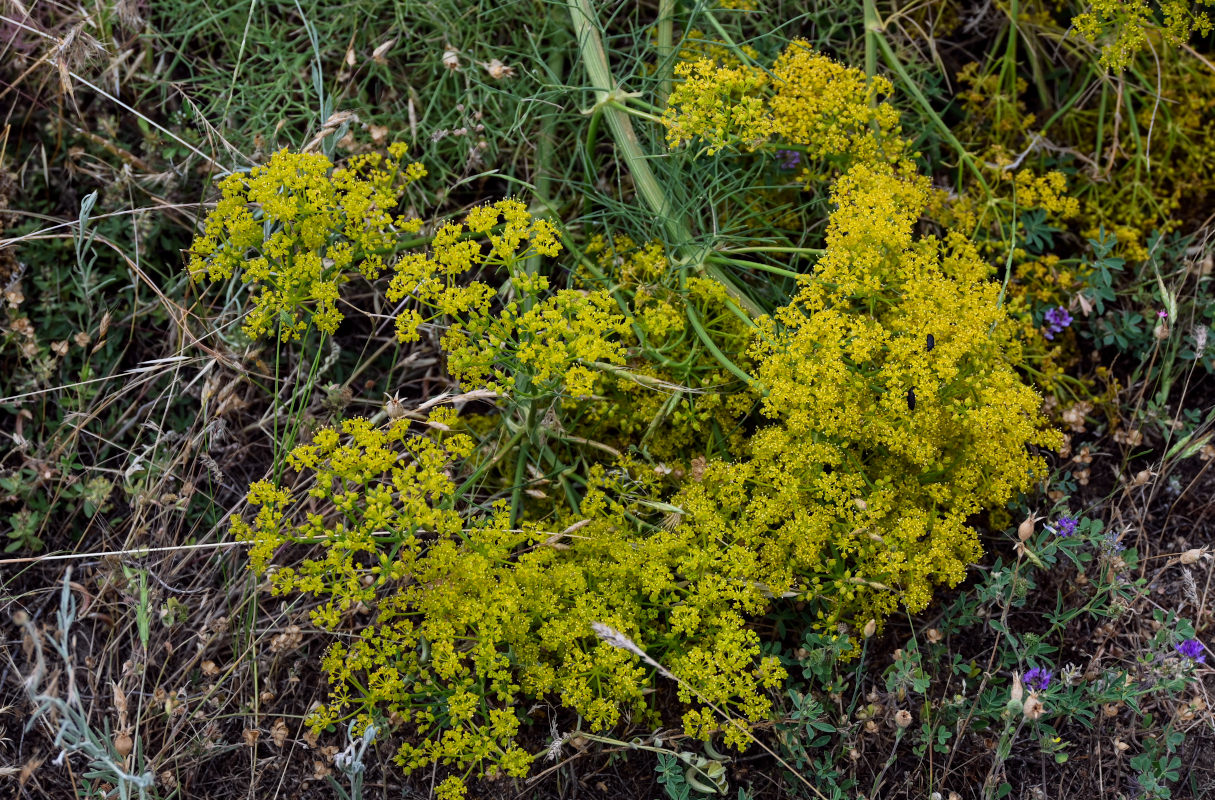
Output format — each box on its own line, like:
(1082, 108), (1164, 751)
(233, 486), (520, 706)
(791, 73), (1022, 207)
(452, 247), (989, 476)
(1018, 515), (1035, 541)
(926, 628), (943, 644)
(442, 47), (460, 70)
(384, 393), (406, 420)
(1010, 672), (1024, 704)
(482, 59), (515, 79)
(371, 38), (396, 65)
(1154, 322), (1170, 340)
(1023, 695), (1046, 720)
(114, 732), (134, 757)
(1180, 547), (1206, 565)
(894, 709), (913, 728)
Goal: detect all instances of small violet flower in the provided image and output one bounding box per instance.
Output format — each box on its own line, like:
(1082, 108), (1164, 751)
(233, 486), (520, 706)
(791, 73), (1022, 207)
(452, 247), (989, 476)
(1176, 639), (1206, 663)
(1157, 309), (1168, 319)
(1043, 306), (1073, 340)
(1055, 515), (1078, 537)
(1023, 666), (1053, 691)
(776, 149), (802, 170)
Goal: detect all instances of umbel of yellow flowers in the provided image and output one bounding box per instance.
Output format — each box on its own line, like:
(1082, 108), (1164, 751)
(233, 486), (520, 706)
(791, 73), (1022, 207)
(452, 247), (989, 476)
(199, 42), (1059, 798)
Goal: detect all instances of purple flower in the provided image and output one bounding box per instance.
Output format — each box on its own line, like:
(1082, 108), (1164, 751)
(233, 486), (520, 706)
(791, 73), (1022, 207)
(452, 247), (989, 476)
(1055, 516), (1078, 537)
(1024, 666), (1053, 691)
(1158, 309), (1168, 319)
(1176, 639), (1206, 663)
(776, 149), (801, 170)
(1043, 306), (1073, 340)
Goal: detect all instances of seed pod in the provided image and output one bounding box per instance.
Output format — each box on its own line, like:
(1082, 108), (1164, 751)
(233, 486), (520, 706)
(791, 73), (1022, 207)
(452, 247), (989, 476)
(1018, 515), (1035, 541)
(894, 709), (913, 728)
(1010, 672), (1024, 704)
(1180, 548), (1205, 565)
(114, 732), (134, 758)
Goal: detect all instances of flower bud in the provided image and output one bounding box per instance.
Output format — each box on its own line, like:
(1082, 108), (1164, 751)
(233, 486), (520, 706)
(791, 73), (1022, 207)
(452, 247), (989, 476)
(863, 619), (877, 639)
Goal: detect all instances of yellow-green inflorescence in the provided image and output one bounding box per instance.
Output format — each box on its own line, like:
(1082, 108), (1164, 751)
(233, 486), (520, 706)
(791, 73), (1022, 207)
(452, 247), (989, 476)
(1074, 0), (1214, 71)
(188, 144), (426, 341)
(202, 41), (1060, 797)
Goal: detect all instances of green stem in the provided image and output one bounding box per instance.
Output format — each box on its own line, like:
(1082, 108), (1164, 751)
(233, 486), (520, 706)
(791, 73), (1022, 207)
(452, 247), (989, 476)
(445, 426), (526, 509)
(510, 401), (539, 527)
(872, 32), (992, 197)
(656, 0), (675, 104)
(679, 266), (757, 388)
(721, 246), (825, 255)
(608, 101), (665, 123)
(707, 253), (806, 280)
(565, 0), (763, 318)
(863, 0), (879, 83)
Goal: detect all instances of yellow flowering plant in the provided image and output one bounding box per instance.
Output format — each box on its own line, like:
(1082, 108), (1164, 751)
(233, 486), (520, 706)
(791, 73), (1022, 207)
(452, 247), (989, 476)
(188, 144), (426, 340)
(201, 36), (1062, 798)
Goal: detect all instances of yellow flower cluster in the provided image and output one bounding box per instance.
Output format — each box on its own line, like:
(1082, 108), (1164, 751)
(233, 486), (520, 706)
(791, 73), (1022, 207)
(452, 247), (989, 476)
(387, 199), (559, 343)
(444, 289), (630, 396)
(663, 41), (905, 170)
(232, 423), (786, 795)
(1074, 0), (1214, 71)
(188, 145), (425, 340)
(218, 39), (1065, 794)
(387, 200), (627, 396)
(661, 43), (1061, 629)
(717, 160), (1059, 623)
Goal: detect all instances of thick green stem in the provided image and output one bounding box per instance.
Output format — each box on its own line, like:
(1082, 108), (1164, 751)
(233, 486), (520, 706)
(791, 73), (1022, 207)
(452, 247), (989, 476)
(863, 0), (879, 83)
(565, 0), (763, 318)
(656, 0), (675, 104)
(509, 401), (539, 528)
